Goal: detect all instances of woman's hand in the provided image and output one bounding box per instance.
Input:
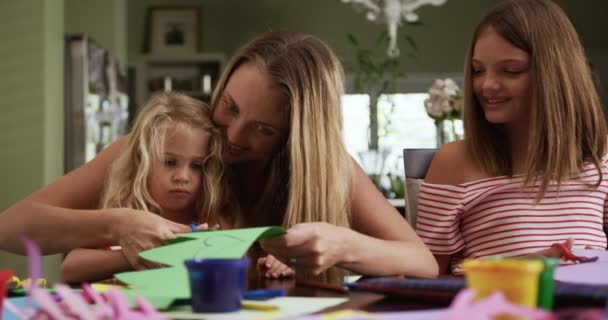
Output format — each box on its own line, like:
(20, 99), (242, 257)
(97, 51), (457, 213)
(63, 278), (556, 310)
(259, 222), (347, 275)
(257, 254), (295, 279)
(111, 208), (196, 270)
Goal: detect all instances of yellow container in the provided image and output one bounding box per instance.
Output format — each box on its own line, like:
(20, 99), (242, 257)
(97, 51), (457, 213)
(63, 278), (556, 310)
(463, 259), (543, 319)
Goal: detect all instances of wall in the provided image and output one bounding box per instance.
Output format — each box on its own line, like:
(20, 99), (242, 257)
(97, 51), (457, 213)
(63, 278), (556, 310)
(127, 0), (608, 92)
(0, 0), (65, 282)
(65, 0), (127, 68)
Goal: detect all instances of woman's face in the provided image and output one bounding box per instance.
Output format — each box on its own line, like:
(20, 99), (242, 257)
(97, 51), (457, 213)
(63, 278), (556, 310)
(472, 27), (531, 126)
(213, 62), (289, 167)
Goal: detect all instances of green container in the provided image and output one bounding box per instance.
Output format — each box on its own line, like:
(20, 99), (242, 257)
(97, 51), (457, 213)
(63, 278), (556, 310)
(536, 257), (559, 310)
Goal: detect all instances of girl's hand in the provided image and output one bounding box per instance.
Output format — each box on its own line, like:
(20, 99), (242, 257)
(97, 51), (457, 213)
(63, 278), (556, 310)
(112, 208), (193, 270)
(257, 254), (295, 279)
(527, 238), (574, 259)
(259, 222), (347, 275)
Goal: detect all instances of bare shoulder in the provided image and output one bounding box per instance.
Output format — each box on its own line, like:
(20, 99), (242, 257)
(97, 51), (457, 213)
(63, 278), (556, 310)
(425, 140), (470, 185)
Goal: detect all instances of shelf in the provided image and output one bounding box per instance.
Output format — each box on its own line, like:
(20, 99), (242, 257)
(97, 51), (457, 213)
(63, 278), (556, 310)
(129, 53), (226, 109)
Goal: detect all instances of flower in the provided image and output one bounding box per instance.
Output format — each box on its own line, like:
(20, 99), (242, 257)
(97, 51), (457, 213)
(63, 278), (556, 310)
(424, 78), (463, 122)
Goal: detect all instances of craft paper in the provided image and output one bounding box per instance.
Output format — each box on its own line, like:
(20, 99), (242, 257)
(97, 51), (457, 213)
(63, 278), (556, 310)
(554, 248), (608, 285)
(114, 226), (286, 309)
(293, 309), (446, 320)
(160, 297), (348, 320)
(140, 227), (286, 266)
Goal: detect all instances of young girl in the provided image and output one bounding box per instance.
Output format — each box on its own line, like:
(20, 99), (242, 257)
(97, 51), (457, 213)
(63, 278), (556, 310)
(60, 92), (233, 283)
(416, 0), (608, 275)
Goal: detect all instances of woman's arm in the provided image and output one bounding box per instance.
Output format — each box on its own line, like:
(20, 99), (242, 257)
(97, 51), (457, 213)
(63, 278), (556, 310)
(261, 159), (439, 277)
(61, 248), (134, 284)
(0, 138), (126, 254)
(0, 136), (191, 264)
(332, 160), (439, 277)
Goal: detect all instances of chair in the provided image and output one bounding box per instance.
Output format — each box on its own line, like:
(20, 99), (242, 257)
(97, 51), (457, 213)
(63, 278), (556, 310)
(402, 148), (437, 227)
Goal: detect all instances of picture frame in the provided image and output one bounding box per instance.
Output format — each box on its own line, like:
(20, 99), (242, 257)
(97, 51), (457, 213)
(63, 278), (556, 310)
(145, 6), (202, 55)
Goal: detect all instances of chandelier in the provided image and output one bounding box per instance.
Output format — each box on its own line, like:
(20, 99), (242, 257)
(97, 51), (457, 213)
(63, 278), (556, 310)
(341, 0), (447, 57)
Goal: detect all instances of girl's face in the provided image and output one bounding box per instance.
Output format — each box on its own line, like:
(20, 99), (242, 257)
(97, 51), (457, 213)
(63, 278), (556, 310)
(472, 27), (531, 126)
(212, 62), (289, 168)
(148, 123), (209, 222)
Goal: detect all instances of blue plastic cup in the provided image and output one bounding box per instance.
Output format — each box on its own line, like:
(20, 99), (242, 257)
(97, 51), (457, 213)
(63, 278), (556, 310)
(184, 258), (250, 313)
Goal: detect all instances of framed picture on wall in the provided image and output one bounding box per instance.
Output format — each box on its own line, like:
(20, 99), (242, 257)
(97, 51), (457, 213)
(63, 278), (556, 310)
(145, 6), (201, 55)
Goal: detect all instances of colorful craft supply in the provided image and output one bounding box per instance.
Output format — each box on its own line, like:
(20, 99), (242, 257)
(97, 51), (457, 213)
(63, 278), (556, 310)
(463, 259), (544, 313)
(241, 300), (280, 311)
(0, 269), (13, 318)
(243, 288), (286, 300)
(551, 243), (599, 264)
(3, 237), (169, 320)
(184, 257), (250, 313)
(535, 257), (559, 310)
(440, 288), (553, 320)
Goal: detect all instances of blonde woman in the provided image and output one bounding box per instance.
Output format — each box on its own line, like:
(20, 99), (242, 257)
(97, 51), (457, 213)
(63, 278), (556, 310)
(1, 31), (437, 278)
(416, 0), (608, 275)
(60, 92), (230, 283)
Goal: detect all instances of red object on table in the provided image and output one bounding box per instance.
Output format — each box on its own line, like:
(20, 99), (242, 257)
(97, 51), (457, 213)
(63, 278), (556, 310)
(0, 269), (14, 316)
(550, 243), (599, 263)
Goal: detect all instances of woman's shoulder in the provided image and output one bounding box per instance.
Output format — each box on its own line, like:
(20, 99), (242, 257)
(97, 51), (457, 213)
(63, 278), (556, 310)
(424, 140), (485, 185)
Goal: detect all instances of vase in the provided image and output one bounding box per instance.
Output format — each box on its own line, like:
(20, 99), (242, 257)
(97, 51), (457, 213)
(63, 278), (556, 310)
(435, 120), (447, 147)
(436, 119), (463, 147)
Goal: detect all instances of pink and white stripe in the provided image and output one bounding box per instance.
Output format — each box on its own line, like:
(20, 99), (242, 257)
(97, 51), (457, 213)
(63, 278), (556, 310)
(415, 157), (608, 274)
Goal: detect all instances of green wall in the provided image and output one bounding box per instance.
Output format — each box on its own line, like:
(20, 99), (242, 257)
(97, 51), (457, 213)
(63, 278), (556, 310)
(127, 0), (608, 76)
(0, 0), (65, 282)
(65, 0), (127, 68)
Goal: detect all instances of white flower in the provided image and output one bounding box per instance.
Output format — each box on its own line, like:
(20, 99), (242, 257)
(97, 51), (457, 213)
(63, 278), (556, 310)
(424, 78), (462, 120)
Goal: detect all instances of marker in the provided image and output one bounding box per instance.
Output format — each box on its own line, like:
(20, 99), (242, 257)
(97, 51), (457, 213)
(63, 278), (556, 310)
(189, 223), (221, 232)
(243, 288), (286, 300)
(241, 301), (279, 311)
(296, 279), (349, 293)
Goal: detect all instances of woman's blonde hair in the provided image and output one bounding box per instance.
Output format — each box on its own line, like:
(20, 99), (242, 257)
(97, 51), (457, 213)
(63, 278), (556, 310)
(212, 31), (353, 228)
(101, 92), (228, 224)
(463, 0), (607, 198)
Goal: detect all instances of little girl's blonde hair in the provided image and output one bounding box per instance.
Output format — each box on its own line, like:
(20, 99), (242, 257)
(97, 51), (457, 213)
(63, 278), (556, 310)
(101, 92), (229, 224)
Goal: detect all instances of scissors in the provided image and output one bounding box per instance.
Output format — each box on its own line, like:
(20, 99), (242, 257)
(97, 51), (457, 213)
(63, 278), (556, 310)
(551, 242), (599, 264)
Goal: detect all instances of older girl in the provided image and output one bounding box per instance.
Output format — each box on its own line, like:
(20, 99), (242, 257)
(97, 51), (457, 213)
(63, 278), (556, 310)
(416, 0), (608, 275)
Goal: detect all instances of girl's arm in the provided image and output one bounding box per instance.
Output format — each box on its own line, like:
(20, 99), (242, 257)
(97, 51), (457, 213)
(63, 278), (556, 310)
(0, 136), (191, 264)
(420, 141), (471, 275)
(61, 248), (134, 284)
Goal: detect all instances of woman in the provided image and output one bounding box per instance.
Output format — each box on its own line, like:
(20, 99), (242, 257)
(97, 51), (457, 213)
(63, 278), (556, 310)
(415, 0), (608, 275)
(1, 31), (437, 277)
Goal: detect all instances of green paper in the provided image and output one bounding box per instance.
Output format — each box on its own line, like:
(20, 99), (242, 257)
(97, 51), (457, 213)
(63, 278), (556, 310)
(141, 227), (285, 266)
(114, 226), (285, 309)
(115, 266), (189, 298)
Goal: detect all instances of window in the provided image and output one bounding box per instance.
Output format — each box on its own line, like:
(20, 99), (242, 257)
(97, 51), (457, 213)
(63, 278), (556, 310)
(342, 93), (463, 179)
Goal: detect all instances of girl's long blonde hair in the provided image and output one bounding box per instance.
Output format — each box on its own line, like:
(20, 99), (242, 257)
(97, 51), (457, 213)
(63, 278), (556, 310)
(212, 31), (353, 228)
(463, 0), (607, 198)
(101, 92), (229, 224)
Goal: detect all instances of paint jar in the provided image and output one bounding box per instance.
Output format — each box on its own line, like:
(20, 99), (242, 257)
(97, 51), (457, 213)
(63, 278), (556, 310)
(184, 258), (250, 313)
(463, 259), (543, 319)
(534, 257), (559, 310)
(0, 269), (13, 318)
